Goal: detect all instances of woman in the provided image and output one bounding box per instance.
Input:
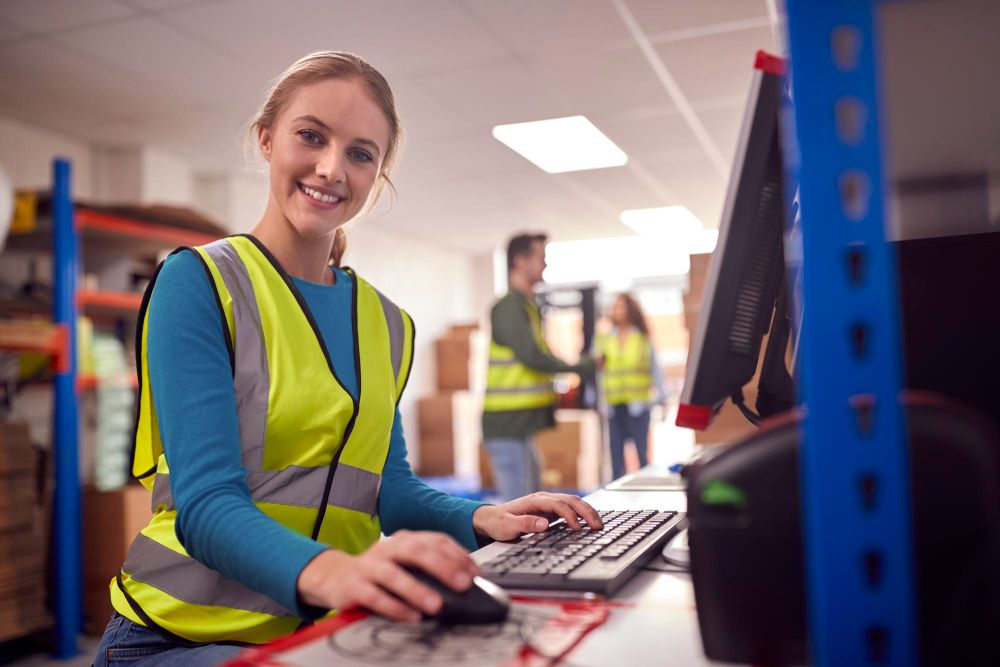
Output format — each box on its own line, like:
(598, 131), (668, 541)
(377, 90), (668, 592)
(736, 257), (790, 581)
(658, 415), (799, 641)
(597, 293), (667, 480)
(95, 52), (601, 665)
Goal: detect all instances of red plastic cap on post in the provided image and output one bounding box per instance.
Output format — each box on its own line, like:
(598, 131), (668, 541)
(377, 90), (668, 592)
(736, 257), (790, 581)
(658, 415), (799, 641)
(676, 403), (712, 430)
(754, 50), (787, 75)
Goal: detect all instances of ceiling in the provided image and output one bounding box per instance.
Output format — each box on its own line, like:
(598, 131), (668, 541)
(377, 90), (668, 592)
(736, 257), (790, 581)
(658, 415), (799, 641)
(0, 0), (786, 251)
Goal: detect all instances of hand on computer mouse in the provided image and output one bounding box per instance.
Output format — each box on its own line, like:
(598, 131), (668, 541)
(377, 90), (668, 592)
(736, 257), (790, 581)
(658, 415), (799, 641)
(472, 492), (604, 541)
(403, 565), (510, 624)
(296, 530), (480, 623)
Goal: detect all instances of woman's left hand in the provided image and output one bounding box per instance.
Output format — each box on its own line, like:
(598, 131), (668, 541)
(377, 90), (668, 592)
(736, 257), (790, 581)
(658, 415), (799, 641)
(472, 492), (604, 542)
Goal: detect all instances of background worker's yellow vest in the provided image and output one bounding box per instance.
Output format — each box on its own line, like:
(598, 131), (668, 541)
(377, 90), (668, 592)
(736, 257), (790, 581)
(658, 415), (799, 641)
(598, 330), (653, 405)
(111, 235), (414, 644)
(484, 295), (557, 412)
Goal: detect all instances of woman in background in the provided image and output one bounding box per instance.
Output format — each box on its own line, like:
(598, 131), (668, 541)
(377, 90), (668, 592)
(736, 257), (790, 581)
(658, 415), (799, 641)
(597, 293), (667, 480)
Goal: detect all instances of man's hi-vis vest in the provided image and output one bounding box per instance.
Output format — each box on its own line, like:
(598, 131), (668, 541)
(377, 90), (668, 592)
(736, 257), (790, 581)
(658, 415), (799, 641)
(111, 235), (414, 645)
(598, 330), (653, 406)
(483, 294), (557, 412)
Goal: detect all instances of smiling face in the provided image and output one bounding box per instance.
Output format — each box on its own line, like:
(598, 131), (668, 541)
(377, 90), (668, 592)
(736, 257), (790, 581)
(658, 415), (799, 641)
(258, 77), (391, 243)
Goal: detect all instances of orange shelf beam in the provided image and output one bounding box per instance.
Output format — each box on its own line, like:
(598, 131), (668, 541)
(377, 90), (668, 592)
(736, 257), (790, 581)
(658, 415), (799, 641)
(0, 321), (69, 372)
(77, 290), (143, 312)
(76, 209), (218, 247)
(77, 373), (138, 391)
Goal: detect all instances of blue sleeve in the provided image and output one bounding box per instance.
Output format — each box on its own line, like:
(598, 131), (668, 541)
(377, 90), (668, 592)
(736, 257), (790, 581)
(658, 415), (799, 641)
(378, 407), (487, 551)
(147, 251), (326, 618)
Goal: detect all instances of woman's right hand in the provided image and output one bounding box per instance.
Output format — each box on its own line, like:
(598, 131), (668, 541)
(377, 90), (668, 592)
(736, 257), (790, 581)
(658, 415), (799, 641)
(295, 530), (480, 623)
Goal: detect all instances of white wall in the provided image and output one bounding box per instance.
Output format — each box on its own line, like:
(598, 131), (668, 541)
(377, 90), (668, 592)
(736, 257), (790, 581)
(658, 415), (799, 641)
(93, 146), (195, 206)
(140, 148), (194, 206)
(92, 147), (142, 204)
(0, 115), (94, 199)
(191, 170), (268, 233)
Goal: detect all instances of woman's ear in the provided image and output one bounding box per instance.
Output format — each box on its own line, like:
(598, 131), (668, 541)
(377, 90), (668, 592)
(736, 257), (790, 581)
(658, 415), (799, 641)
(257, 126), (272, 162)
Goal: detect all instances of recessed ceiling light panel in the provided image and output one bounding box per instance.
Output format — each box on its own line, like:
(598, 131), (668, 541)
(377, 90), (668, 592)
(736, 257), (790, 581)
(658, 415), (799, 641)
(492, 115), (628, 173)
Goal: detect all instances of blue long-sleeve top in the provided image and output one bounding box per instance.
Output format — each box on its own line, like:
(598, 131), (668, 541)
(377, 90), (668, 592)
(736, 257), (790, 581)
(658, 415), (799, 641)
(146, 248), (486, 618)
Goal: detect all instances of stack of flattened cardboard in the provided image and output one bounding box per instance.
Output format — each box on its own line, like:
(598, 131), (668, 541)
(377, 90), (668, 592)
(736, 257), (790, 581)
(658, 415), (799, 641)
(0, 422), (49, 642)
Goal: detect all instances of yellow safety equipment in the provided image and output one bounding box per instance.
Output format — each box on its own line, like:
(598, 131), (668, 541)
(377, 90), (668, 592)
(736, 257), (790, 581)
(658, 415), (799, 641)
(483, 294), (556, 412)
(598, 329), (653, 405)
(111, 235), (414, 644)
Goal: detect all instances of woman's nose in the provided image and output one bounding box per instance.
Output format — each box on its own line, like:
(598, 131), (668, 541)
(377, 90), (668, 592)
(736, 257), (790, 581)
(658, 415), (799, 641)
(315, 148), (346, 182)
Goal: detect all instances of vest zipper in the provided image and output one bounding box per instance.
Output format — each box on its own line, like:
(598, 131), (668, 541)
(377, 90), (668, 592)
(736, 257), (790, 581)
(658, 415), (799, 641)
(311, 269), (363, 539)
(237, 235), (364, 540)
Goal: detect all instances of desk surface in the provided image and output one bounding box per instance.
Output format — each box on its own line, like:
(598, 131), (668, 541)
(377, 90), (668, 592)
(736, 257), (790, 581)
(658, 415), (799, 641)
(472, 470), (724, 667)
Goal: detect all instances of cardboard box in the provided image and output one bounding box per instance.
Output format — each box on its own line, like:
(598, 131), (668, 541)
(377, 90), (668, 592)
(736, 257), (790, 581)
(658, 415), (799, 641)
(435, 336), (471, 391)
(417, 395), (454, 441)
(479, 442), (494, 489)
(416, 391), (482, 478)
(447, 323), (479, 338)
(418, 434), (456, 477)
(0, 422), (35, 475)
(82, 485), (153, 634)
(0, 422), (48, 642)
(0, 555), (47, 642)
(0, 477), (36, 532)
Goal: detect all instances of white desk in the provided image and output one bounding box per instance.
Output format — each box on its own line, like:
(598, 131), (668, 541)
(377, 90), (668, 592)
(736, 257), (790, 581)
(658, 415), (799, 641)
(472, 476), (725, 666)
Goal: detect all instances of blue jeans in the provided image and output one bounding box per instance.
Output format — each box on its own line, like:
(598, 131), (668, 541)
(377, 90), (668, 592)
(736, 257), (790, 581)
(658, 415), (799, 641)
(93, 612), (244, 666)
(484, 436), (541, 502)
(608, 404), (650, 480)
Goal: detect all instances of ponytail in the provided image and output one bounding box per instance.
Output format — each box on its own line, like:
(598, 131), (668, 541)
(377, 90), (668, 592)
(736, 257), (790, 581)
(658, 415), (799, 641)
(330, 227), (347, 267)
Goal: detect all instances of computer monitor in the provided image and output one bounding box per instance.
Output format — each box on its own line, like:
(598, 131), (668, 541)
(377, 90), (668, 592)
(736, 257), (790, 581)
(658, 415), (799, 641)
(677, 52), (791, 430)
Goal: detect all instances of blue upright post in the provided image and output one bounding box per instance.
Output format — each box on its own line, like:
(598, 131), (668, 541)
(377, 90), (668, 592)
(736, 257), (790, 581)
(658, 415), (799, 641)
(52, 158), (81, 658)
(783, 2), (916, 666)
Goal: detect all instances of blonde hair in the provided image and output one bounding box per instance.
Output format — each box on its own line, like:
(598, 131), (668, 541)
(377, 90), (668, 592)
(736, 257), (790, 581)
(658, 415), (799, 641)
(250, 51), (402, 266)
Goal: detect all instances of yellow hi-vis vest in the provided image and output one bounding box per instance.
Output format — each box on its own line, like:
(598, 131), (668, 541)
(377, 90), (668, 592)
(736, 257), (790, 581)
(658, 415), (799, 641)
(111, 235), (414, 645)
(483, 294), (557, 412)
(598, 329), (653, 405)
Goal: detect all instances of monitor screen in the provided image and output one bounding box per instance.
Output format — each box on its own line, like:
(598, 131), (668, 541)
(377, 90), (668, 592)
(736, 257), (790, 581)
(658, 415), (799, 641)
(677, 52), (788, 430)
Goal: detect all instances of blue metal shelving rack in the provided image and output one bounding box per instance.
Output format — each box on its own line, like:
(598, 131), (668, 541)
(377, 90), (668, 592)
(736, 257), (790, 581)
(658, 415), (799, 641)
(52, 157), (81, 659)
(783, 2), (916, 665)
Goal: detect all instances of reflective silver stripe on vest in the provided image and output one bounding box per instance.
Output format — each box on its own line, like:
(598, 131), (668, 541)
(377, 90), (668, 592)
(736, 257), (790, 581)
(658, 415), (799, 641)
(373, 287), (404, 383)
(605, 369), (648, 376)
(484, 384), (554, 395)
(246, 464), (328, 509)
(327, 463), (381, 516)
(487, 358), (519, 366)
(151, 463), (380, 516)
(122, 533), (294, 617)
(151, 473), (172, 511)
(202, 240), (269, 473)
(249, 462), (380, 515)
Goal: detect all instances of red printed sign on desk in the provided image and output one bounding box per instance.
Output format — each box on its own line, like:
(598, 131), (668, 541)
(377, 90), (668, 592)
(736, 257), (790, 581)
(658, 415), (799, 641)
(222, 599), (618, 667)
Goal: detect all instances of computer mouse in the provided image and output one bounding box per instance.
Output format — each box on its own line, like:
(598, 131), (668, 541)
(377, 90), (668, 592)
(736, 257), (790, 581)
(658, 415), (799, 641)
(404, 565), (510, 624)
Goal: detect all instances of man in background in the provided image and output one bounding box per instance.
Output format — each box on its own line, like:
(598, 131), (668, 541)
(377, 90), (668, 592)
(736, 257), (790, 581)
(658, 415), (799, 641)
(482, 232), (595, 501)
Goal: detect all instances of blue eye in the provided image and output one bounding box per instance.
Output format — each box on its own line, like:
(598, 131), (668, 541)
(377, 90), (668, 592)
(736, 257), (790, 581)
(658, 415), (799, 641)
(349, 148), (374, 163)
(298, 129), (322, 144)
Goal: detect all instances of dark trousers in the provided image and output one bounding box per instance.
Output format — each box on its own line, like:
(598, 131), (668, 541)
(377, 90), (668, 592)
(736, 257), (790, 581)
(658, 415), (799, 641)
(608, 404), (650, 480)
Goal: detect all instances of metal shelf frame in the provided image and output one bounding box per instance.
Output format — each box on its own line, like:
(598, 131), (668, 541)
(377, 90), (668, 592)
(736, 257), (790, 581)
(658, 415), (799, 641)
(783, 2), (916, 665)
(52, 158), (82, 659)
(7, 158), (218, 658)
